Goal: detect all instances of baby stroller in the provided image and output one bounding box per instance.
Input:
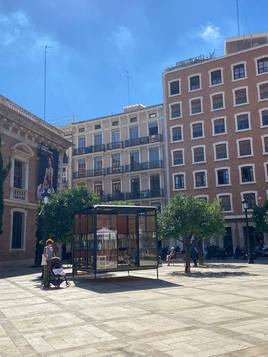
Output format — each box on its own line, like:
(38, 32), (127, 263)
(49, 257), (70, 288)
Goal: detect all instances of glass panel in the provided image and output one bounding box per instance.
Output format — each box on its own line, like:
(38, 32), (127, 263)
(73, 214), (94, 271)
(96, 214), (117, 270)
(149, 147), (159, 162)
(139, 212), (157, 267)
(112, 129), (120, 143)
(129, 127), (138, 139)
(118, 215), (138, 268)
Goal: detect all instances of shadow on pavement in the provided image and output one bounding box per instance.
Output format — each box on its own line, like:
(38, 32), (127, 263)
(0, 265), (40, 279)
(169, 271), (257, 278)
(199, 263), (247, 269)
(72, 275), (181, 293)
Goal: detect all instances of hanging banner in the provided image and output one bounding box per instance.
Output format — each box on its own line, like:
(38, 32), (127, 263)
(37, 145), (59, 201)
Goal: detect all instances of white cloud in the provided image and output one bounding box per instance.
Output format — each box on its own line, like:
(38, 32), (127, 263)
(200, 24), (220, 42)
(111, 26), (134, 53)
(0, 11), (60, 58)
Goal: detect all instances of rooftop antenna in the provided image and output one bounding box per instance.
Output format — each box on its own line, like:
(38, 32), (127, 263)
(124, 69), (130, 105)
(44, 45), (52, 121)
(236, 0), (240, 36)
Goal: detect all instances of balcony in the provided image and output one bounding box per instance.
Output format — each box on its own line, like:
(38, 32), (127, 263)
(106, 141), (123, 150)
(125, 160), (163, 173)
(124, 136), (149, 148)
(106, 166), (125, 175)
(73, 168), (105, 179)
(100, 189), (164, 202)
(73, 144), (105, 156)
(12, 188), (27, 200)
(73, 135), (163, 155)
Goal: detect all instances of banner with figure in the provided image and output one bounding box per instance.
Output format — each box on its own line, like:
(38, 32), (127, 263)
(37, 145), (59, 201)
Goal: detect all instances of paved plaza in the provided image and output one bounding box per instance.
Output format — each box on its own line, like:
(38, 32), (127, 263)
(1, 261), (268, 356)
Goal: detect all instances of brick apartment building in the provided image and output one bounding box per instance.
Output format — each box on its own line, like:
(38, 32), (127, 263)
(163, 33), (268, 252)
(0, 96), (71, 263)
(63, 104), (166, 209)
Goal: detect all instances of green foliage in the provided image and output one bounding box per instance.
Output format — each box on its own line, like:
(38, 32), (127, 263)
(253, 200), (268, 233)
(37, 186), (100, 243)
(0, 136), (11, 234)
(158, 193), (225, 273)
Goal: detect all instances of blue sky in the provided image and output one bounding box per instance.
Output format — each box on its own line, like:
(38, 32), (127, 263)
(0, 0), (267, 126)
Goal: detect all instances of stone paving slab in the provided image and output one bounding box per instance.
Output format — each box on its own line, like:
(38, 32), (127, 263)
(0, 261), (268, 356)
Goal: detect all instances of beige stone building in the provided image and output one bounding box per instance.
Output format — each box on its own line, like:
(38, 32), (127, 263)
(0, 96), (71, 263)
(63, 104), (166, 209)
(163, 33), (268, 252)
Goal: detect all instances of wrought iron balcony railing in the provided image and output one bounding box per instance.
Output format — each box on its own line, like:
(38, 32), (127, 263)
(100, 189), (165, 202)
(73, 168), (105, 179)
(73, 135), (163, 155)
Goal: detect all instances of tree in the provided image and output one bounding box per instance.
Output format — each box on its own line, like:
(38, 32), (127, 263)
(158, 193), (225, 273)
(0, 136), (11, 234)
(35, 187), (100, 264)
(253, 200), (268, 233)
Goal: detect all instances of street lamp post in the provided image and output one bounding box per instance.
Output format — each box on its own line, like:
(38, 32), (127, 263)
(242, 199), (254, 264)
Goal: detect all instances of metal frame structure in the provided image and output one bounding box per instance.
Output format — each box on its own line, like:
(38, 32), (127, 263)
(72, 205), (159, 279)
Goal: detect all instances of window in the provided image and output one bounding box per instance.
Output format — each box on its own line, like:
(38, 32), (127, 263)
(94, 124), (101, 130)
(194, 171), (207, 188)
(11, 211), (25, 250)
(258, 82), (268, 101)
(262, 135), (268, 154)
(148, 121), (158, 136)
(190, 98), (202, 115)
(130, 117), (137, 123)
(234, 87), (248, 105)
(218, 195), (232, 212)
(169, 80), (180, 96)
(149, 147), (160, 162)
(94, 156), (102, 170)
(129, 126), (138, 139)
(94, 133), (102, 146)
(232, 63), (246, 80)
(211, 93), (224, 110)
(191, 122), (204, 139)
(257, 57), (268, 74)
(189, 74), (201, 91)
(237, 139), (252, 157)
(264, 162), (268, 181)
(112, 180), (121, 194)
(149, 113), (157, 118)
(240, 165), (255, 183)
(172, 150), (184, 166)
(112, 120), (119, 126)
(171, 126), (183, 142)
(111, 129), (120, 143)
(210, 69), (223, 85)
(216, 168), (230, 186)
(130, 151), (139, 166)
(112, 153), (120, 168)
(214, 142), (228, 161)
(78, 158), (86, 171)
(78, 127), (85, 133)
(170, 102), (181, 119)
(260, 109), (268, 127)
(235, 113), (250, 131)
(14, 160), (24, 189)
(212, 117), (226, 135)
(242, 192), (257, 209)
(78, 136), (86, 148)
(94, 182), (103, 196)
(174, 173), (185, 190)
(195, 195), (208, 201)
(192, 146), (205, 163)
